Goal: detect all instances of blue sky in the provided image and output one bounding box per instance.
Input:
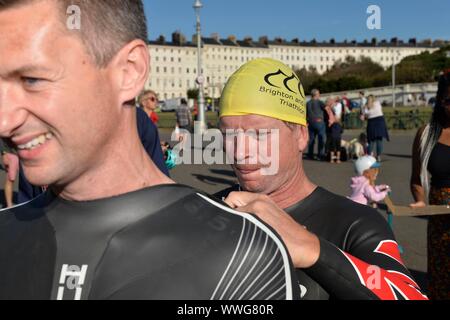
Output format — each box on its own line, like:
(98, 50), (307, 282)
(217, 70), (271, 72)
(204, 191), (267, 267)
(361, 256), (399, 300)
(144, 0), (450, 42)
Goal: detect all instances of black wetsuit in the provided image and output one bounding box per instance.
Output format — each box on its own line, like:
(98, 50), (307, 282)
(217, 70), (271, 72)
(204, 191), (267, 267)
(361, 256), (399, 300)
(0, 185), (299, 300)
(215, 186), (428, 300)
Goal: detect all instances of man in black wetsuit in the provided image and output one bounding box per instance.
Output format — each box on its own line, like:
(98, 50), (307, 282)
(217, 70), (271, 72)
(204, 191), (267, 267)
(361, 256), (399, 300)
(217, 58), (428, 300)
(0, 1), (298, 300)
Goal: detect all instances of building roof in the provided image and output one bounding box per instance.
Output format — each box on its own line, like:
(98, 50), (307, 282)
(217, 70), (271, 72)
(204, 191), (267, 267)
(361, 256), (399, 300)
(148, 36), (447, 49)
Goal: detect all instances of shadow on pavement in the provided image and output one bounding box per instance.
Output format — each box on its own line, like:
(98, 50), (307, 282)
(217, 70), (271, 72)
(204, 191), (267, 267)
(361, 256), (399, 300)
(385, 153), (412, 159)
(192, 174), (236, 187)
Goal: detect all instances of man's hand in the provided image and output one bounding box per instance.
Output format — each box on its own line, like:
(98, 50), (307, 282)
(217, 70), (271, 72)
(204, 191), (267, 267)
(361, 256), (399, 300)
(224, 192), (321, 269)
(410, 201), (427, 208)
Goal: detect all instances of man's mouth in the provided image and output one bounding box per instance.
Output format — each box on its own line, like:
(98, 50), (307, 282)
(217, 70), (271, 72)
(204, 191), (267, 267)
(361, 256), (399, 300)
(235, 167), (261, 174)
(15, 133), (54, 151)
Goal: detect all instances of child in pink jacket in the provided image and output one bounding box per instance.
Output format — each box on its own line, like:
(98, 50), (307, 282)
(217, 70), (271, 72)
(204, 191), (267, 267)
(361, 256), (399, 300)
(349, 156), (391, 207)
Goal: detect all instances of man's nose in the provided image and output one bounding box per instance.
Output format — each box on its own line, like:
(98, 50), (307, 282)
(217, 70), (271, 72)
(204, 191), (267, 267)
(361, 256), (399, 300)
(235, 132), (253, 162)
(0, 86), (28, 138)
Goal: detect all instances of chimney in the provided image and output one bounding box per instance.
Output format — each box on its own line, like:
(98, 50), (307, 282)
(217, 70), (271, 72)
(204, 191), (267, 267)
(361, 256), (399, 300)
(274, 37), (283, 44)
(244, 36), (253, 44)
(157, 35), (165, 44)
(228, 35), (237, 44)
(191, 34), (203, 45)
(421, 39), (432, 46)
(259, 36), (269, 45)
(211, 33), (220, 42)
(172, 31), (186, 45)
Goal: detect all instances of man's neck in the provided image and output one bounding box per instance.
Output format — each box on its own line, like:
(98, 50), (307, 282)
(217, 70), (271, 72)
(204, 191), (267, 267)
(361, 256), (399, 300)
(54, 118), (173, 202)
(267, 162), (317, 209)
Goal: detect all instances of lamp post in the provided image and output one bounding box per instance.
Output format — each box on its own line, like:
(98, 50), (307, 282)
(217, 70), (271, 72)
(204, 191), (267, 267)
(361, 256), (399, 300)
(193, 0), (207, 133)
(392, 49), (400, 108)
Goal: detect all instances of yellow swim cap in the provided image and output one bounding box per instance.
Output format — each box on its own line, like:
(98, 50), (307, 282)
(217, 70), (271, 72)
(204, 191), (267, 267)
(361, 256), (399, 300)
(219, 58), (306, 126)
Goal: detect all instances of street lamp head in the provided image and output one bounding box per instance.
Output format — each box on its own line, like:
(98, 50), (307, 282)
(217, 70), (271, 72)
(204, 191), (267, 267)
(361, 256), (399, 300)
(193, 0), (203, 10)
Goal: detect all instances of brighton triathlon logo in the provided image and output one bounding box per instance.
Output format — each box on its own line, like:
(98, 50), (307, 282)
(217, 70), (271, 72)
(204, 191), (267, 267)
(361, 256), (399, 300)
(259, 69), (306, 116)
(264, 69), (305, 97)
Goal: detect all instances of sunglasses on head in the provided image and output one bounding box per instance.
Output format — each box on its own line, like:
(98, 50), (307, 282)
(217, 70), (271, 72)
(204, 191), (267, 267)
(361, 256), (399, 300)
(143, 96), (157, 103)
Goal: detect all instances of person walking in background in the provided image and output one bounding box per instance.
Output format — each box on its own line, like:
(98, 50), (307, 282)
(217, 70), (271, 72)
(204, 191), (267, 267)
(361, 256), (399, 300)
(307, 89), (326, 160)
(362, 95), (390, 162)
(349, 155), (390, 208)
(176, 98), (193, 132)
(139, 89), (160, 125)
(410, 71), (450, 300)
(329, 97), (344, 163)
(359, 91), (367, 113)
(323, 97), (335, 159)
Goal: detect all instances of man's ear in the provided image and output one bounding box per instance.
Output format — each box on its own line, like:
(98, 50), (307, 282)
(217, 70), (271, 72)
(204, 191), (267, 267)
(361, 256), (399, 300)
(296, 125), (309, 153)
(109, 39), (150, 106)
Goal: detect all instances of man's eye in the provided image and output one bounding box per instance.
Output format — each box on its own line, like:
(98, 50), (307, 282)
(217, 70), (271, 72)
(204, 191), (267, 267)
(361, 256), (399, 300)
(22, 77), (42, 86)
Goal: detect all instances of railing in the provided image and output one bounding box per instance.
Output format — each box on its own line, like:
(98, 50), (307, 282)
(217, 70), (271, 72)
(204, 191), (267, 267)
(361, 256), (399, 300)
(343, 110), (431, 130)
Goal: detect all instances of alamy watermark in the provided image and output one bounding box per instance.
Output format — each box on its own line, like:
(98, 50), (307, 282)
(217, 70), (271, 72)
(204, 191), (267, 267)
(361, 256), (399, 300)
(170, 122), (280, 176)
(66, 5), (81, 30)
(367, 5), (381, 30)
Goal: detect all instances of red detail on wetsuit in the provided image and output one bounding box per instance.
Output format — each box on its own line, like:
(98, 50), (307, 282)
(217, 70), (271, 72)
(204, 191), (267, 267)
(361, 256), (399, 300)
(374, 240), (404, 265)
(342, 251), (428, 300)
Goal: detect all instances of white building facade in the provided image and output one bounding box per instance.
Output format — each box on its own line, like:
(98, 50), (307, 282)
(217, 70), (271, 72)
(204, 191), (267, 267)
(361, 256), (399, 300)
(146, 35), (441, 100)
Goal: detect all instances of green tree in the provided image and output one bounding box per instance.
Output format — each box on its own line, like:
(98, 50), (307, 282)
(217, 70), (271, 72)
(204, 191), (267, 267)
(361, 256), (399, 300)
(187, 88), (199, 100)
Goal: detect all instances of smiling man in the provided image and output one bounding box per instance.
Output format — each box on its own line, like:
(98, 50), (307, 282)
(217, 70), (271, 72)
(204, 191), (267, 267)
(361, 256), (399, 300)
(0, 1), (299, 300)
(217, 58), (428, 300)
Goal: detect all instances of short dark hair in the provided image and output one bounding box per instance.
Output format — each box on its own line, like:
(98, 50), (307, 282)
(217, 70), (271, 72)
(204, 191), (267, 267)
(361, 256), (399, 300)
(0, 0), (148, 67)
